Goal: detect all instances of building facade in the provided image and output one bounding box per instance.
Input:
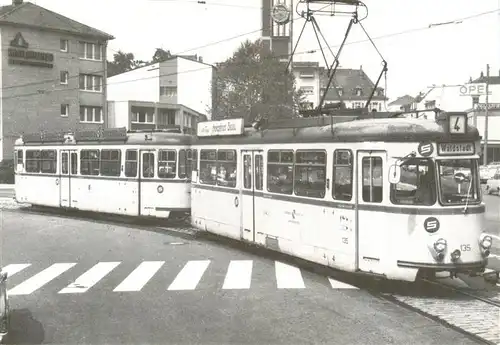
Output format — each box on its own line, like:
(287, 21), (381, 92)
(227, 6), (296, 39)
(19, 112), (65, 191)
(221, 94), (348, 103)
(293, 63), (387, 111)
(107, 56), (215, 119)
(0, 0), (114, 161)
(107, 100), (207, 135)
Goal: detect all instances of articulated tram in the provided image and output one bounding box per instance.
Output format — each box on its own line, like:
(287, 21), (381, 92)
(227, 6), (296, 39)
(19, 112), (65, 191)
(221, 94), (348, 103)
(190, 113), (492, 282)
(14, 128), (195, 219)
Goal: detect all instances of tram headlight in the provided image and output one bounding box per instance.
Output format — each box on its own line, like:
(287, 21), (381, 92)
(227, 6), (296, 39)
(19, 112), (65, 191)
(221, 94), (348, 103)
(480, 234), (493, 250)
(451, 249), (461, 261)
(433, 238), (447, 253)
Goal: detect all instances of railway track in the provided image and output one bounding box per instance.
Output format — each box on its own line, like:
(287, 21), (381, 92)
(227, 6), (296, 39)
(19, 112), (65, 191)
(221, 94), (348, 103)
(380, 275), (500, 345)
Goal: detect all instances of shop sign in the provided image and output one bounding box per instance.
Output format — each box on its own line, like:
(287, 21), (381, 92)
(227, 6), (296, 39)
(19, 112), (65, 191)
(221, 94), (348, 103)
(8, 32), (54, 68)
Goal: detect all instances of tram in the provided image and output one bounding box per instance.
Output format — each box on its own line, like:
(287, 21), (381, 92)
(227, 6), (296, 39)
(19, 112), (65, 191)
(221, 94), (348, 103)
(14, 127), (195, 219)
(190, 111), (492, 282)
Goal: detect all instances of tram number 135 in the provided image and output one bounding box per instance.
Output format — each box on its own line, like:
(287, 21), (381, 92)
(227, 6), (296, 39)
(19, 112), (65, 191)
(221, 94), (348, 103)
(460, 244), (471, 252)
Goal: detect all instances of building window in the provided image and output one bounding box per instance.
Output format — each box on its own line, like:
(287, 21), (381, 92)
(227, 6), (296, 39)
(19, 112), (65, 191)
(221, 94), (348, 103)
(337, 87), (343, 96)
(355, 88), (362, 96)
(78, 41), (102, 60)
(299, 71), (314, 78)
(131, 106), (154, 123)
(160, 86), (177, 97)
(299, 86), (314, 95)
(60, 39), (68, 52)
(80, 106), (103, 123)
(61, 104), (69, 117)
(60, 71), (68, 85)
(79, 74), (102, 92)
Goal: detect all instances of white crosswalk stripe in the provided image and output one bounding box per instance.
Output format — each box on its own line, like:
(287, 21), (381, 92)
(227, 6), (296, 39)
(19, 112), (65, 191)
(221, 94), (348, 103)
(59, 262), (120, 294)
(222, 260), (253, 290)
(2, 259), (378, 294)
(2, 264), (31, 278)
(114, 261), (165, 292)
(275, 261), (305, 289)
(9, 263), (76, 296)
(328, 277), (358, 289)
(168, 260), (210, 291)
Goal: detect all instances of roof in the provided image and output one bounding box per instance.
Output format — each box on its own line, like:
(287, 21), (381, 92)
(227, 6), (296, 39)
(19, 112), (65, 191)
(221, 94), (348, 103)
(193, 117), (480, 146)
(293, 61), (319, 68)
(320, 67), (387, 102)
(14, 128), (193, 146)
(0, 2), (114, 40)
(388, 95), (415, 107)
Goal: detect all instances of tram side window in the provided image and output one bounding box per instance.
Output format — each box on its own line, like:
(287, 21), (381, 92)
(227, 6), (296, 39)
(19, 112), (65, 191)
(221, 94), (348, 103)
(100, 149), (121, 177)
(243, 154), (252, 189)
(294, 151), (326, 198)
(142, 152), (155, 178)
(217, 150), (237, 187)
(267, 150), (294, 195)
(16, 150), (23, 167)
(26, 150), (40, 173)
(80, 150), (100, 176)
(192, 149), (198, 171)
(199, 149), (217, 185)
(62, 152), (69, 174)
(362, 157), (383, 203)
(70, 152), (78, 175)
(391, 159), (436, 206)
(125, 150), (137, 177)
(332, 150), (353, 201)
(179, 150), (187, 178)
(255, 155), (263, 191)
(40, 150), (57, 174)
(158, 150), (176, 178)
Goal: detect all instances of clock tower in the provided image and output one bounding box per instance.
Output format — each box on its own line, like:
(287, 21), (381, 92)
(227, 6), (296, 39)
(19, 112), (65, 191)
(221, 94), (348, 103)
(261, 0), (293, 62)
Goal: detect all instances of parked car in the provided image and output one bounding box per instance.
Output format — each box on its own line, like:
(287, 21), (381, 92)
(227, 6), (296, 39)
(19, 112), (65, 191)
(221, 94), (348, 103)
(486, 168), (500, 195)
(480, 165), (498, 184)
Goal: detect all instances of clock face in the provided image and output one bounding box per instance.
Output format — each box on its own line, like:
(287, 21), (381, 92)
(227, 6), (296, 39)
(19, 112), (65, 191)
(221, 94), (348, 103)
(271, 4), (290, 24)
(449, 114), (466, 134)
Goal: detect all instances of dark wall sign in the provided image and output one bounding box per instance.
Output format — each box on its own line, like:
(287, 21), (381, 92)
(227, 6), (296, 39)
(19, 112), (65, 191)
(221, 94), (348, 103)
(7, 32), (54, 68)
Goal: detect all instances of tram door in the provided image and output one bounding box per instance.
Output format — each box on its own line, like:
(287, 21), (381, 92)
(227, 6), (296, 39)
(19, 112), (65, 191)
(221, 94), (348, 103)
(239, 150), (263, 242)
(356, 150), (387, 275)
(60, 150), (77, 208)
(139, 150), (156, 216)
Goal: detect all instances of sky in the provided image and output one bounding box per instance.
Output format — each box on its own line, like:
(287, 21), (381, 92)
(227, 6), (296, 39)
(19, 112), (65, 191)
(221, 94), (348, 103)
(8, 0), (500, 101)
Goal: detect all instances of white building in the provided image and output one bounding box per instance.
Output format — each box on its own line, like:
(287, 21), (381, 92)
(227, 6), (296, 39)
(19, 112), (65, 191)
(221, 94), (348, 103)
(107, 55), (215, 122)
(293, 62), (387, 111)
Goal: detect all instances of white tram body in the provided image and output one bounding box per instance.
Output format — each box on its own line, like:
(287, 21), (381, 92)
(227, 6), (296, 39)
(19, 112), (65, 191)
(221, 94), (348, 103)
(14, 128), (196, 219)
(190, 114), (492, 282)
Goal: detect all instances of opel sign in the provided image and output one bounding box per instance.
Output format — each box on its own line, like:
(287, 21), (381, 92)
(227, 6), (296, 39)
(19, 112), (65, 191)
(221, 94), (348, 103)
(459, 83), (488, 96)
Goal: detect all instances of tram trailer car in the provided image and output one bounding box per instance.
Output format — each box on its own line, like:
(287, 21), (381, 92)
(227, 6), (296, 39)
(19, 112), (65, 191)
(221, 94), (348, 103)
(190, 114), (492, 282)
(14, 128), (196, 220)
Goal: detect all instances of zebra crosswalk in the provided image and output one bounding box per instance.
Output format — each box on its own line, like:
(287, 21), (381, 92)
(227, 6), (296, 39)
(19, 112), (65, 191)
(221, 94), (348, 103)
(3, 260), (359, 296)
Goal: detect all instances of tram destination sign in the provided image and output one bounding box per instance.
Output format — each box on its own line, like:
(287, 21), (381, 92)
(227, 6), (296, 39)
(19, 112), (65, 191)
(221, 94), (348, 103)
(197, 118), (244, 137)
(438, 142), (474, 156)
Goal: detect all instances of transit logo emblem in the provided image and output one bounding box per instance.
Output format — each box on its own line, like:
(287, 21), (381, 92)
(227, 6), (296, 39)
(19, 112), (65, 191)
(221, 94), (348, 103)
(417, 142), (434, 157)
(423, 217), (440, 233)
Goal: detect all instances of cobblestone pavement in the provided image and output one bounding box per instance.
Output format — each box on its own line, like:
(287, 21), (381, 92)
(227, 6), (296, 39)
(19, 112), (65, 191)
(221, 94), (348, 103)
(384, 277), (500, 345)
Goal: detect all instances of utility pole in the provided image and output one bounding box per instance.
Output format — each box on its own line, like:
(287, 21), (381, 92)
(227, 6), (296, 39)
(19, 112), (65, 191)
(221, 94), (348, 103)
(483, 64), (490, 165)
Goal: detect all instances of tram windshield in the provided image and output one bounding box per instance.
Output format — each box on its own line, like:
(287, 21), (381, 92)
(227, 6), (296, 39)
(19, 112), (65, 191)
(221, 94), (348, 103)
(391, 158), (436, 205)
(436, 159), (480, 205)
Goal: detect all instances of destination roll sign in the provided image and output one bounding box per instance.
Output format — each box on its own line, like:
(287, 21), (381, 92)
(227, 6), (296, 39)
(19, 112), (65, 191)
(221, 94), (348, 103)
(438, 142), (474, 156)
(8, 32), (54, 68)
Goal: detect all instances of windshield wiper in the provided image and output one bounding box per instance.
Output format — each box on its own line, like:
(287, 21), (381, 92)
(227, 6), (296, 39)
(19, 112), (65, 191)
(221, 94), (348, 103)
(463, 177), (474, 214)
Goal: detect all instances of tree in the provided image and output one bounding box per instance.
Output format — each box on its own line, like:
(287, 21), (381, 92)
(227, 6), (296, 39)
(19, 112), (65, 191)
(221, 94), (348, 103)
(152, 48), (172, 63)
(107, 50), (136, 77)
(210, 39), (304, 122)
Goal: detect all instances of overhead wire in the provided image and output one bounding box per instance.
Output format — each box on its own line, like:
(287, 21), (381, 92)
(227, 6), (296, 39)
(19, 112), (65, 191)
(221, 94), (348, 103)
(1, 6), (498, 100)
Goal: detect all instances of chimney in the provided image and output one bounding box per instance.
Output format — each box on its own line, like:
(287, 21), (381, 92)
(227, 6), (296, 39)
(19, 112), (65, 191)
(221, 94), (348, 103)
(480, 71), (484, 78)
(13, 0), (22, 5)
(199, 56), (203, 63)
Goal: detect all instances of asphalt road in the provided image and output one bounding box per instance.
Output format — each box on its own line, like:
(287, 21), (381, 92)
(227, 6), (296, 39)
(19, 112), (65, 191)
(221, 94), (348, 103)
(0, 209), (481, 345)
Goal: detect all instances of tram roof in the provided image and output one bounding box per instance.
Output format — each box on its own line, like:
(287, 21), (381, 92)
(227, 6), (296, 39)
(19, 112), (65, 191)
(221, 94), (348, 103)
(193, 114), (480, 145)
(14, 127), (193, 146)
